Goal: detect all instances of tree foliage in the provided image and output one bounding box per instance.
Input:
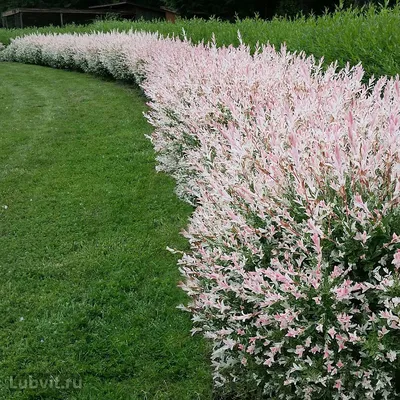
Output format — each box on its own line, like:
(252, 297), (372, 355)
(162, 0), (361, 18)
(162, 0), (270, 18)
(0, 0), (164, 13)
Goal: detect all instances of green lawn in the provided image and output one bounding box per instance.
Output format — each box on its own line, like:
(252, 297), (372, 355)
(0, 63), (212, 400)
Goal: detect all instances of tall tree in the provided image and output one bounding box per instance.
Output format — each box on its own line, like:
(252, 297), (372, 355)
(162, 0), (365, 18)
(162, 0), (273, 17)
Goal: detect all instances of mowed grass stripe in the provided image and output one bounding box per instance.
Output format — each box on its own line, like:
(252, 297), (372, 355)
(0, 63), (212, 400)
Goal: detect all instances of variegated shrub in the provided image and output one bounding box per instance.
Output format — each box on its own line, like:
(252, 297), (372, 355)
(2, 32), (400, 399)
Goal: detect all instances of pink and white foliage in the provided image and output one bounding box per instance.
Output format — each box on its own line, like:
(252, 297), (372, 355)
(1, 31), (185, 81)
(173, 65), (400, 398)
(2, 32), (400, 399)
(145, 40), (400, 397)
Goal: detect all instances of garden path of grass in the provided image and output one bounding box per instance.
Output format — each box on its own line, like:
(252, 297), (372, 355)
(0, 63), (212, 400)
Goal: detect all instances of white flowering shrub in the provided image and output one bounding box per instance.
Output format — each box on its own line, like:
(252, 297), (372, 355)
(0, 42), (5, 61)
(146, 43), (400, 399)
(2, 32), (400, 399)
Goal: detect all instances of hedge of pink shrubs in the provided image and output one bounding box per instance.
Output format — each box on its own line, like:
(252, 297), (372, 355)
(2, 32), (400, 399)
